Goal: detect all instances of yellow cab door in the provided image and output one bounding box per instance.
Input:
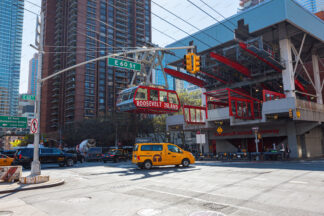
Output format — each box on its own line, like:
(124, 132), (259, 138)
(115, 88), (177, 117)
(165, 144), (183, 165)
(151, 144), (164, 166)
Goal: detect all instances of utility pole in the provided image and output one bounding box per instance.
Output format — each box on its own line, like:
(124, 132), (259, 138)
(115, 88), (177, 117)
(31, 12), (44, 176)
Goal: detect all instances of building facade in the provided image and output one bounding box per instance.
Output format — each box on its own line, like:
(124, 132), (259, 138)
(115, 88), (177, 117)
(0, 0), (24, 116)
(166, 0), (324, 159)
(41, 0), (151, 133)
(28, 53), (38, 96)
(295, 0), (324, 13)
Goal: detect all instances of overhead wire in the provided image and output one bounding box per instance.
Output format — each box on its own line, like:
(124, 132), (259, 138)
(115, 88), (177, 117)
(199, 0), (237, 27)
(152, 11), (212, 49)
(152, 1), (223, 45)
(186, 0), (235, 34)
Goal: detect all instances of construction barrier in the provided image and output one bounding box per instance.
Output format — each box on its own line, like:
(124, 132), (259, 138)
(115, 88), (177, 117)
(0, 166), (22, 182)
(20, 175), (49, 184)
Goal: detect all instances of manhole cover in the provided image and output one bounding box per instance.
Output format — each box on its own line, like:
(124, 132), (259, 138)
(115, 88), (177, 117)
(137, 208), (162, 216)
(0, 211), (13, 216)
(189, 211), (226, 216)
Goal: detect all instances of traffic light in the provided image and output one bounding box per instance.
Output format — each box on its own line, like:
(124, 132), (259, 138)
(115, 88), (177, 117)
(193, 54), (201, 74)
(184, 53), (193, 72)
(289, 109), (293, 118)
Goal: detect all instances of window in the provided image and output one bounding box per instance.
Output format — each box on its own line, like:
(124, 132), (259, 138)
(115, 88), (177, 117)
(168, 93), (178, 104)
(159, 90), (167, 102)
(41, 148), (53, 154)
(141, 145), (163, 151)
(53, 149), (62, 154)
(167, 145), (182, 153)
(141, 145), (151, 151)
(150, 89), (158, 101)
(152, 145), (163, 151)
(135, 88), (147, 100)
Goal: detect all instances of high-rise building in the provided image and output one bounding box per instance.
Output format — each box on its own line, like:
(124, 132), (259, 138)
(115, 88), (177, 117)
(295, 0), (324, 13)
(41, 0), (151, 133)
(0, 0), (24, 116)
(28, 53), (38, 96)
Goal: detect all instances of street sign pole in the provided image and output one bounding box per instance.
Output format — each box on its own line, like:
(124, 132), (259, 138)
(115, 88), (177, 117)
(31, 12), (44, 176)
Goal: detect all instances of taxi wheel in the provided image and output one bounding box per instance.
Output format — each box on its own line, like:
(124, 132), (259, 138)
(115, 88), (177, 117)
(182, 159), (190, 167)
(143, 160), (152, 169)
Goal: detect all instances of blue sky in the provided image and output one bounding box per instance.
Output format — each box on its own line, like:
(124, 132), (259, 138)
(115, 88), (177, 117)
(19, 0), (240, 93)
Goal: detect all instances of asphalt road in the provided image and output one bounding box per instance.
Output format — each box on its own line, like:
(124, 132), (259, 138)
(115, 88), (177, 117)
(1, 160), (324, 216)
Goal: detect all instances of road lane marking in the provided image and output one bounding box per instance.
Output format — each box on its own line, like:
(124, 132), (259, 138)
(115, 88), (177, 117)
(289, 181), (308, 184)
(137, 186), (264, 214)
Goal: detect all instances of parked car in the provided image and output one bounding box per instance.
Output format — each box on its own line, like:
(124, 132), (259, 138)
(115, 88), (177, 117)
(1, 150), (16, 158)
(14, 148), (77, 169)
(132, 143), (195, 169)
(86, 147), (102, 161)
(102, 149), (128, 163)
(0, 154), (14, 166)
(64, 150), (85, 163)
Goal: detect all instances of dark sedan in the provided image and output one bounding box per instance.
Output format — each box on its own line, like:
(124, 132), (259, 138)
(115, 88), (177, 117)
(102, 149), (128, 163)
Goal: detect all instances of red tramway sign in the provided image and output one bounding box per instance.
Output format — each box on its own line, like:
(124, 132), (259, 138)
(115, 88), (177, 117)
(30, 118), (38, 134)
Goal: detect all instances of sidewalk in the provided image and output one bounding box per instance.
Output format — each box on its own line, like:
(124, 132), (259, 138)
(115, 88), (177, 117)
(0, 178), (64, 194)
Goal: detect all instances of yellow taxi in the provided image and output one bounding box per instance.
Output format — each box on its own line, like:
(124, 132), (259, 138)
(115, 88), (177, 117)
(0, 154), (14, 166)
(132, 143), (195, 169)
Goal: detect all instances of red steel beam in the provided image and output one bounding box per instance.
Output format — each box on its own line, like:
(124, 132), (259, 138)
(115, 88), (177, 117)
(199, 70), (228, 84)
(164, 68), (207, 88)
(210, 52), (251, 77)
(239, 42), (282, 73)
(295, 79), (310, 100)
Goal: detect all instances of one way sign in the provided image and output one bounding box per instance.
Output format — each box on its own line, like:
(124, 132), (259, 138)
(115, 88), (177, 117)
(30, 118), (38, 134)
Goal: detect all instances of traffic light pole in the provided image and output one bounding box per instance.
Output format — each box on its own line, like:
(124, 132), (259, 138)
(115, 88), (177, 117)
(31, 12), (44, 176)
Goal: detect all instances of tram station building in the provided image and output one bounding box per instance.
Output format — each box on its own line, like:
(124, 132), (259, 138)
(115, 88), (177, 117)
(165, 0), (324, 158)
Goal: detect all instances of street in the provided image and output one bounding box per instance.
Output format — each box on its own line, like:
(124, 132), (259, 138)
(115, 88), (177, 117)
(1, 161), (324, 216)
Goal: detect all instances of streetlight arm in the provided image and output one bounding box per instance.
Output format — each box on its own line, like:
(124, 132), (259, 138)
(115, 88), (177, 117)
(41, 46), (195, 83)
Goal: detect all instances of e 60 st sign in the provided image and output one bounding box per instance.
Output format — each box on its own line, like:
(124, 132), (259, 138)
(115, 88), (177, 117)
(108, 58), (141, 71)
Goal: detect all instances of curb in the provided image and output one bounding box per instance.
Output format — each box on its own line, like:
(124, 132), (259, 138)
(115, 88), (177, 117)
(0, 179), (64, 194)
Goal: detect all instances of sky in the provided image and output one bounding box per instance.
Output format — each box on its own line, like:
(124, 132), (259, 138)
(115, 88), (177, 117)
(19, 0), (240, 93)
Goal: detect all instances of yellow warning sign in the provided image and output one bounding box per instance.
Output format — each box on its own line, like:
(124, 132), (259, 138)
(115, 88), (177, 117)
(296, 109), (301, 119)
(217, 126), (223, 135)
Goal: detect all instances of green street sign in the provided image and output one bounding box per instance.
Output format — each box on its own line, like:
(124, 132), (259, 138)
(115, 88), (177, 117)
(108, 58), (141, 71)
(0, 116), (28, 128)
(21, 94), (35, 101)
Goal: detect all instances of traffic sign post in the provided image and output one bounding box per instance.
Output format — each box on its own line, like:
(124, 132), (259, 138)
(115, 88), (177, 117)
(108, 57), (141, 71)
(21, 94), (35, 101)
(0, 116), (27, 128)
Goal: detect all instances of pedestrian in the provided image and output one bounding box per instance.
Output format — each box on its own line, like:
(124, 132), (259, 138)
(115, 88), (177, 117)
(285, 146), (290, 159)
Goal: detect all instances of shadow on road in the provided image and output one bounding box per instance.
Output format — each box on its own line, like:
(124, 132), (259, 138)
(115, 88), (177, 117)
(195, 160), (324, 171)
(104, 165), (200, 181)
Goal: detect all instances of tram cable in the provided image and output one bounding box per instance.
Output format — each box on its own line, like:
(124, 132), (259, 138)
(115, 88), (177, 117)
(152, 1), (223, 45)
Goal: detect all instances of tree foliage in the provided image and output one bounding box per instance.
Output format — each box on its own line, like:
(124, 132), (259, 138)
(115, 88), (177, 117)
(62, 112), (156, 147)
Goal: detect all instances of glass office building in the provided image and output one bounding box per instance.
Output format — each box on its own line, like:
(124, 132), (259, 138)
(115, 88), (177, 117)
(0, 0), (24, 116)
(28, 53), (38, 96)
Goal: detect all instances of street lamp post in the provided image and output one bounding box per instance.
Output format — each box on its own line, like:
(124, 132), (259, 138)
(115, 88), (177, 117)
(31, 12), (44, 176)
(28, 18), (194, 176)
(252, 127), (259, 161)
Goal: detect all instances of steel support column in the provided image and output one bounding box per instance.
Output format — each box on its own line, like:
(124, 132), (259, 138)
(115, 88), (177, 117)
(287, 121), (299, 158)
(312, 51), (323, 104)
(279, 38), (296, 98)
